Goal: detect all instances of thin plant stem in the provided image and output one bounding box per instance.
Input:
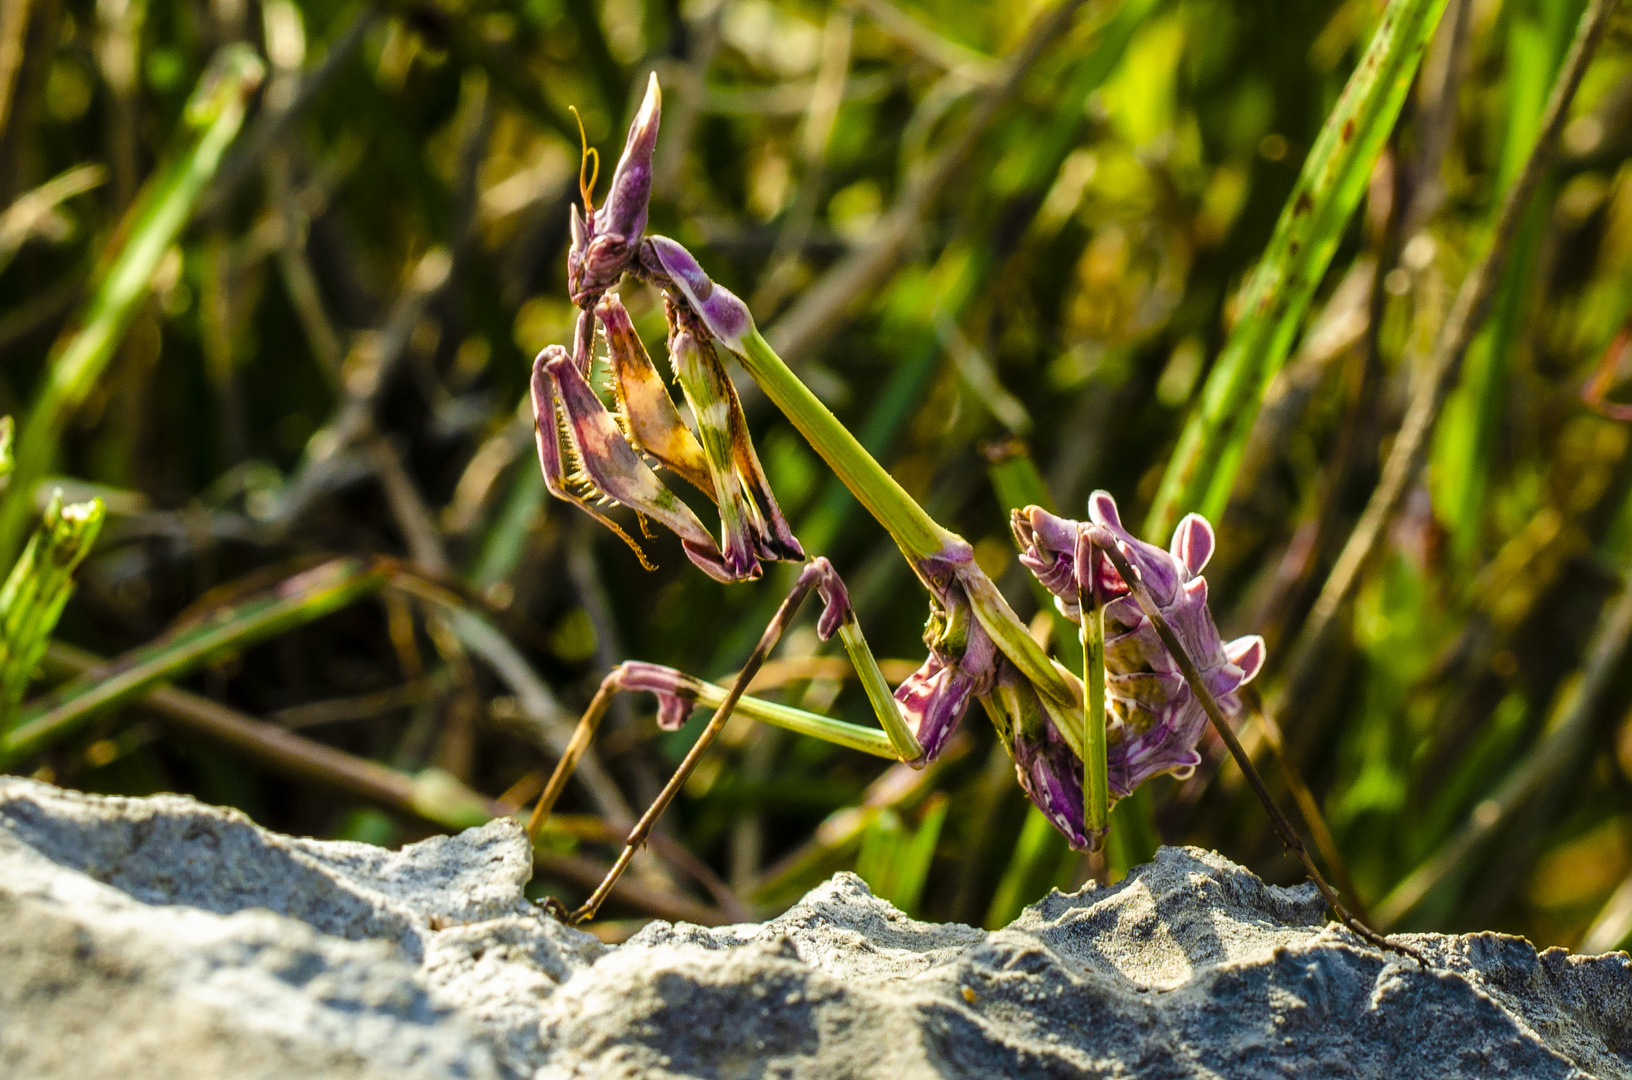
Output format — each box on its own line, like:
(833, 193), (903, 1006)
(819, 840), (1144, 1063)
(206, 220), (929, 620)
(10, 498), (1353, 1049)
(1373, 565), (1632, 929)
(847, 0), (997, 78)
(39, 642), (728, 926)
(1092, 531), (1426, 966)
(0, 163), (107, 274)
(764, 0), (1090, 367)
(0, 556), (390, 764)
(0, 0), (30, 140)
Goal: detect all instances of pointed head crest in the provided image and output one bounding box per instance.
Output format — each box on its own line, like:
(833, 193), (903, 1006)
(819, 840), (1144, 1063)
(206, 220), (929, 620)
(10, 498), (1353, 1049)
(565, 77), (661, 306)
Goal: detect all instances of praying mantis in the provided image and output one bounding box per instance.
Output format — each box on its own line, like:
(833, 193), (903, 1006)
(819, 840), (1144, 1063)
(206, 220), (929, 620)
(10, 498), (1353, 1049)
(525, 74), (1417, 962)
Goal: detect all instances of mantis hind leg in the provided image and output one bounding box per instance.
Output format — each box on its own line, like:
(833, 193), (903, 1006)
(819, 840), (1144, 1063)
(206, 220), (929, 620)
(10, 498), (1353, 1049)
(529, 558), (922, 925)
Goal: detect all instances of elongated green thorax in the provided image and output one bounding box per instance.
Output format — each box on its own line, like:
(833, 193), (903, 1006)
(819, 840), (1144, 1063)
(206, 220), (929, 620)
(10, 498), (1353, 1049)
(736, 328), (955, 564)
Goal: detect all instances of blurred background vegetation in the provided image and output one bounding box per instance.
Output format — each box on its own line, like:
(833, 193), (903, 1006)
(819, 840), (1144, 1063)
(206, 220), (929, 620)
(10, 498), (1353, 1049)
(4, 0), (1632, 951)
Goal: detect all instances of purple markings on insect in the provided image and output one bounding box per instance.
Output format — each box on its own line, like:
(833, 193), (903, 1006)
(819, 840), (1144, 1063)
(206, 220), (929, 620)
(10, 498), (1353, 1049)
(642, 236), (753, 352)
(1012, 491), (1265, 804)
(888, 540), (998, 762)
(618, 661), (701, 731)
(532, 345), (737, 582)
(1004, 667), (1098, 849)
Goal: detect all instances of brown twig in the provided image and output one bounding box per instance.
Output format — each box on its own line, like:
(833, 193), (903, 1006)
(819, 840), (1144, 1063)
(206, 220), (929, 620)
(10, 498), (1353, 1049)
(270, 151), (347, 384)
(377, 0), (577, 142)
(198, 6), (379, 221)
(845, 0), (998, 79)
(1271, 0), (1617, 762)
(652, 1), (725, 199)
(369, 433), (453, 576)
(39, 640), (731, 926)
(389, 568), (636, 826)
(1091, 532), (1426, 966)
(263, 247), (454, 531)
(749, 8), (854, 317)
(269, 674), (448, 729)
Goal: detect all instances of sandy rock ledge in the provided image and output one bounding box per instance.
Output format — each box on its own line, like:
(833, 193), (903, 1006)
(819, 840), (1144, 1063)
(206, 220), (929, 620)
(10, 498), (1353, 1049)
(0, 777), (1627, 1079)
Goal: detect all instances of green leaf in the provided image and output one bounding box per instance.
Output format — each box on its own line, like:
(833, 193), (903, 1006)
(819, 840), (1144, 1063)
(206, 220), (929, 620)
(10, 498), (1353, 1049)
(0, 557), (389, 764)
(984, 804), (1075, 929)
(0, 491), (103, 727)
(855, 794), (948, 915)
(0, 45), (264, 563)
(1143, 0), (1451, 541)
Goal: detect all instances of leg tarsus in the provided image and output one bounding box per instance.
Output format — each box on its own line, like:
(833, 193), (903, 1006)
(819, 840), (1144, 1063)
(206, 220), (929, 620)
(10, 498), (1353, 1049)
(1090, 532), (1427, 968)
(567, 561), (831, 924)
(535, 560), (929, 925)
(527, 665), (625, 844)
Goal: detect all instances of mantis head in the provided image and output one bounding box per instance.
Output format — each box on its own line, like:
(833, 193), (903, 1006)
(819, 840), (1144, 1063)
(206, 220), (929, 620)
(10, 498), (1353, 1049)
(536, 78), (802, 583)
(568, 74), (661, 308)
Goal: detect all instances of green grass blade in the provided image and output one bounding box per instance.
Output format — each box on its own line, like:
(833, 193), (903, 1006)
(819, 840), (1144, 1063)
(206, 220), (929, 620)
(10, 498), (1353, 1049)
(0, 417), (13, 495)
(1432, 0), (1584, 565)
(855, 794), (949, 916)
(984, 805), (1074, 928)
(1105, 785), (1160, 880)
(1142, 0), (1450, 541)
(888, 794), (949, 915)
(855, 809), (906, 900)
(0, 45), (264, 562)
(0, 556), (389, 764)
(0, 492), (103, 727)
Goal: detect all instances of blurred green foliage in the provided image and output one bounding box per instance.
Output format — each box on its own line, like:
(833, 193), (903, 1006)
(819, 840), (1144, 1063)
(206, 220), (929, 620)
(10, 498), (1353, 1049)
(2, 0), (1632, 954)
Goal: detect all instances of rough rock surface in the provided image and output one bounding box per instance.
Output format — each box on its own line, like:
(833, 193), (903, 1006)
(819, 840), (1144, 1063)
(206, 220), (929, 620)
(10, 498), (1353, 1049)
(0, 778), (1627, 1079)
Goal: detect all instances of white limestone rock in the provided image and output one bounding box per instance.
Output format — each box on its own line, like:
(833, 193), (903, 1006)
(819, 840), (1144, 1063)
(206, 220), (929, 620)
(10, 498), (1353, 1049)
(1, 777), (1627, 1080)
